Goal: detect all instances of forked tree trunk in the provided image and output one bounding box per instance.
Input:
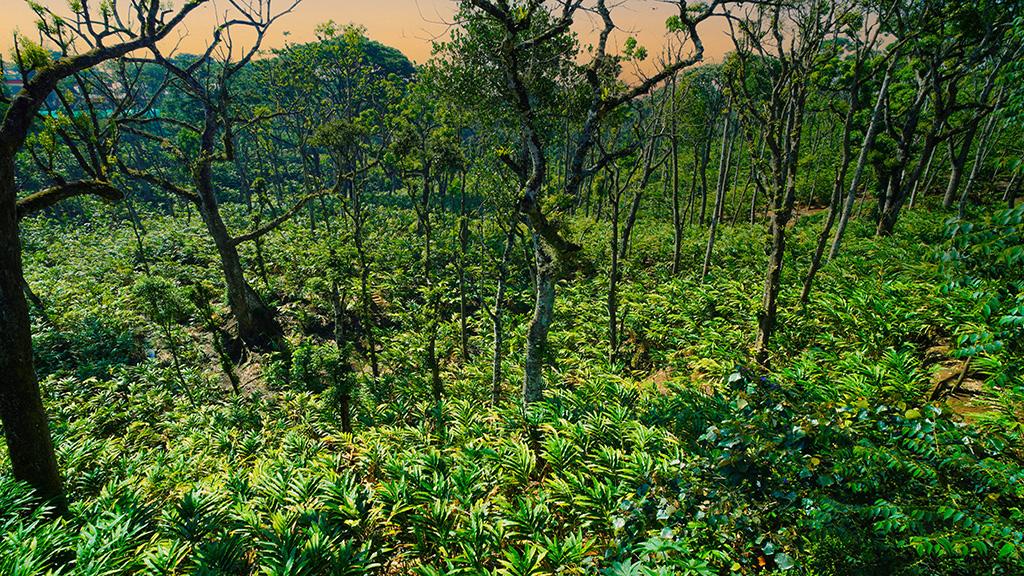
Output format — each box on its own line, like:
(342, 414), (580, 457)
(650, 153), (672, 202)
(201, 204), (282, 350)
(942, 134), (974, 209)
(196, 115), (283, 351)
(754, 87), (806, 367)
(620, 134), (663, 260)
(0, 157), (67, 516)
(874, 69), (936, 237)
(877, 134), (938, 237)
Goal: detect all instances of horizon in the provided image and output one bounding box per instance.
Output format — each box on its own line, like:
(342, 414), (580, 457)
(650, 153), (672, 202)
(0, 0), (732, 77)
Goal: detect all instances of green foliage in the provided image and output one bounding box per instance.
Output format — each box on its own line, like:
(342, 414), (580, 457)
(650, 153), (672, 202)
(132, 276), (189, 327)
(289, 340), (354, 396)
(10, 34), (51, 71)
(5, 4), (1024, 574)
(940, 205), (1024, 438)
(10, 164), (1024, 575)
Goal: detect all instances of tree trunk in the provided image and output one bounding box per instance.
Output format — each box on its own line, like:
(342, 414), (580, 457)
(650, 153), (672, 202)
(670, 165), (683, 274)
(670, 77), (682, 274)
(330, 277), (354, 434)
(0, 156), (67, 516)
(21, 277), (52, 326)
(698, 140), (710, 226)
(608, 183), (621, 362)
(339, 392), (352, 433)
(125, 197), (150, 274)
(523, 235), (555, 410)
(620, 140), (661, 260)
(204, 207), (282, 350)
(1004, 170), (1019, 208)
(958, 111), (1000, 218)
(702, 111), (732, 280)
(942, 130), (975, 208)
(800, 173), (842, 306)
(196, 114), (283, 351)
(753, 88), (806, 366)
(829, 69), (890, 261)
(877, 135), (938, 237)
(457, 172), (470, 363)
(754, 203), (790, 367)
(417, 172), (443, 405)
(686, 147), (699, 228)
(491, 225), (517, 405)
(749, 180), (759, 225)
(356, 241), (380, 381)
(803, 117), (821, 209)
(800, 67), (863, 305)
(909, 145), (937, 209)
(619, 186), (644, 260)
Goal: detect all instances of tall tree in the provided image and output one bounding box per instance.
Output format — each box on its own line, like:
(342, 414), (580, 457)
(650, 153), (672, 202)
(119, 1), (307, 351)
(799, 4), (889, 304)
(391, 91), (467, 405)
(0, 0), (203, 515)
(268, 23), (410, 379)
(875, 0), (1018, 235)
(440, 0), (728, 409)
(727, 0), (847, 365)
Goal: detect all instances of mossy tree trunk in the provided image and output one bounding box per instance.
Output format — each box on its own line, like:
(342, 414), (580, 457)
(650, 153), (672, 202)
(0, 155), (66, 516)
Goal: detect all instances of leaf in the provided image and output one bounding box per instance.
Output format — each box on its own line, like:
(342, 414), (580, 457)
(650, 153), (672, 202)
(774, 552), (794, 571)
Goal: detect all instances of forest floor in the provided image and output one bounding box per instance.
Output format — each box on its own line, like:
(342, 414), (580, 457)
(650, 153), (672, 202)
(2, 199), (1022, 575)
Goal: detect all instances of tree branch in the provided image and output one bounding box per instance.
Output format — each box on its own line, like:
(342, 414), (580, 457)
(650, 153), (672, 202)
(230, 187), (333, 246)
(16, 180), (122, 220)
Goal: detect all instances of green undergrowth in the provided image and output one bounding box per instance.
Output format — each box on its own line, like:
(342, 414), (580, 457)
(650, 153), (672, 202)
(2, 201), (1022, 575)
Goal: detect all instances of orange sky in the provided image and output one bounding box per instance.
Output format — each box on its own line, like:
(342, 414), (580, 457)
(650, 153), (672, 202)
(1, 0), (731, 74)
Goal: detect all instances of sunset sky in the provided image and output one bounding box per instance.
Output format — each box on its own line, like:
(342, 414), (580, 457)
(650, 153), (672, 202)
(0, 0), (732, 73)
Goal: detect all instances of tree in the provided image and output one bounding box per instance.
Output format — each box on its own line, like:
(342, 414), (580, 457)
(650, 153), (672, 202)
(875, 0), (1019, 236)
(0, 0), (204, 516)
(727, 0), (848, 365)
(799, 4), (890, 304)
(118, 0), (306, 351)
(439, 0), (729, 409)
(390, 88), (467, 405)
(271, 23), (409, 380)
